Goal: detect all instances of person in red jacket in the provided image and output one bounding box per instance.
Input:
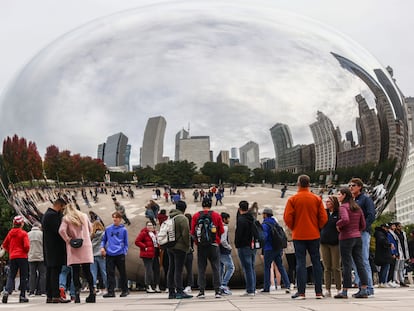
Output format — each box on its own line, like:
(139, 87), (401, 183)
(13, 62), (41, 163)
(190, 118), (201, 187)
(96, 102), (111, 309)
(135, 221), (161, 293)
(1, 215), (30, 304)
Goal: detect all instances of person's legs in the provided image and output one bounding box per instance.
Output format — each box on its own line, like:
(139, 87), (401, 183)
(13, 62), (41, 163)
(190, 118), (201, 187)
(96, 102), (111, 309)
(18, 258), (29, 298)
(237, 247), (255, 294)
(105, 256), (116, 294)
(339, 239), (354, 290)
(220, 253), (234, 287)
(331, 244), (342, 291)
(114, 255), (128, 293)
(153, 255), (160, 287)
(29, 262), (37, 294)
(81, 263), (95, 295)
(90, 259), (99, 289)
(173, 250), (186, 294)
(274, 250), (290, 289)
(143, 258), (154, 286)
(197, 247), (208, 292)
(5, 259), (19, 294)
(307, 239), (323, 294)
(360, 231), (373, 293)
(263, 250), (273, 291)
(379, 264), (390, 284)
(183, 252), (193, 288)
(320, 244), (332, 291)
(96, 256), (107, 289)
(293, 240), (307, 294)
(167, 249), (176, 292)
(38, 262), (47, 295)
(207, 245), (221, 292)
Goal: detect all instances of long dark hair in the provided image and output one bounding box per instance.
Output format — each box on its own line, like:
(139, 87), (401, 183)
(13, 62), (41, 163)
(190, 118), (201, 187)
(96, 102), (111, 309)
(339, 187), (360, 211)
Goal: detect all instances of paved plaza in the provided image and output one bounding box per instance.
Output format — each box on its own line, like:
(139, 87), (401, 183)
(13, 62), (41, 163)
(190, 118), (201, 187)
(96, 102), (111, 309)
(1, 287), (414, 311)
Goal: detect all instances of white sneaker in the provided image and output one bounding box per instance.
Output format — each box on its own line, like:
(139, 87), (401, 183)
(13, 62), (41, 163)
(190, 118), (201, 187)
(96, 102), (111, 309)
(183, 286), (192, 293)
(290, 283), (295, 290)
(277, 285), (281, 290)
(270, 285), (276, 291)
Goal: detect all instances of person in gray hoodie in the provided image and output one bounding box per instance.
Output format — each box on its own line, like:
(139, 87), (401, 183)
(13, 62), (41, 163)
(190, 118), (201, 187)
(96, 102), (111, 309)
(28, 222), (46, 297)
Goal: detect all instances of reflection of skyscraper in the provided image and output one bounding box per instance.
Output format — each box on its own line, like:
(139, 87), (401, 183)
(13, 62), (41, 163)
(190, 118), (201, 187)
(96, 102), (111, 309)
(178, 136), (210, 170)
(230, 147), (238, 159)
(175, 129), (189, 161)
(104, 132), (128, 167)
(270, 123), (293, 170)
(396, 149), (414, 225)
(125, 144), (131, 171)
(97, 143), (105, 161)
(405, 97), (414, 148)
(141, 116), (166, 168)
(239, 141), (260, 170)
(310, 111), (338, 171)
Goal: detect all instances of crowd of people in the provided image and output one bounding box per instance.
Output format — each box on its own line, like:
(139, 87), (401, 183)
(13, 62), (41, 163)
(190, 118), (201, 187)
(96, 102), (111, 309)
(1, 177), (414, 304)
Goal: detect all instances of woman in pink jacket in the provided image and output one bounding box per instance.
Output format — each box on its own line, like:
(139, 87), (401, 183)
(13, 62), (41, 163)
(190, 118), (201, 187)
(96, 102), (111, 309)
(135, 221), (161, 293)
(59, 204), (95, 303)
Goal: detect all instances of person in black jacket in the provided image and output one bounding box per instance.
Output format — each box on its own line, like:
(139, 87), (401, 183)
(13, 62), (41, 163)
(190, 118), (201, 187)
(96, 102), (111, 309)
(320, 195), (341, 297)
(374, 223), (393, 287)
(42, 198), (71, 303)
(235, 200), (256, 296)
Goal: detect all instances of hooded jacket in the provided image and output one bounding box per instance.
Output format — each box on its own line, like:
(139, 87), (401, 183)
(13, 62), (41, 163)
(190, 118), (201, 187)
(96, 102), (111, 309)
(374, 226), (392, 266)
(2, 227), (30, 259)
(28, 226), (44, 262)
(135, 227), (158, 258)
(235, 212), (254, 248)
(101, 223), (128, 256)
(168, 208), (190, 253)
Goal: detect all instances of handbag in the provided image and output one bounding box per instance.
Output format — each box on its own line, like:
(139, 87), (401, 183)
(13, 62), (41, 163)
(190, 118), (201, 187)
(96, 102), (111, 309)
(70, 238), (83, 248)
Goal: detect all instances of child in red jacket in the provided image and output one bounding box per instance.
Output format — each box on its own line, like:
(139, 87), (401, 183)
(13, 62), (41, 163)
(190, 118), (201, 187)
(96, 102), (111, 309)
(1, 216), (30, 303)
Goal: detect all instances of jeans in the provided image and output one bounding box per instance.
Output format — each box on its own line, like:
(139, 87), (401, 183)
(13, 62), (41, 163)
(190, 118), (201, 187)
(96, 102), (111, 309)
(293, 239), (323, 294)
(184, 252), (194, 287)
(378, 264), (390, 284)
(263, 249), (290, 290)
(90, 255), (107, 289)
(5, 258), (28, 297)
(106, 254), (128, 293)
(197, 244), (221, 291)
(395, 259), (405, 283)
(29, 261), (46, 295)
(220, 253), (235, 287)
(167, 248), (186, 293)
(237, 247), (257, 294)
(59, 265), (75, 296)
(354, 231), (373, 293)
(339, 237), (368, 289)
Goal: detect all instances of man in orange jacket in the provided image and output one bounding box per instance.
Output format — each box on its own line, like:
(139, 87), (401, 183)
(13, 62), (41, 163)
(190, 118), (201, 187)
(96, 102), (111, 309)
(283, 175), (327, 300)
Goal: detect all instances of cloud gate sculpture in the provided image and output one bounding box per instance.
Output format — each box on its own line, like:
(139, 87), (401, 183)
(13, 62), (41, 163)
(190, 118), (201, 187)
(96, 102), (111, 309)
(0, 1), (408, 286)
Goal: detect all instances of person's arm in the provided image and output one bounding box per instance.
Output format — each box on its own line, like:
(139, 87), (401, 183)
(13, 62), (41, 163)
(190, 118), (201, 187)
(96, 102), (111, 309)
(220, 226), (232, 250)
(123, 228), (129, 254)
(283, 198), (295, 230)
(364, 196), (376, 231)
(58, 219), (70, 243)
(336, 204), (349, 229)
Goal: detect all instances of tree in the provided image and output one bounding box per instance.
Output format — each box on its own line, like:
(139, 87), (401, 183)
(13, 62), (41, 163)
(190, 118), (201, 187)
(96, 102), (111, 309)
(200, 162), (230, 184)
(155, 160), (197, 187)
(2, 134), (43, 183)
(44, 145), (60, 181)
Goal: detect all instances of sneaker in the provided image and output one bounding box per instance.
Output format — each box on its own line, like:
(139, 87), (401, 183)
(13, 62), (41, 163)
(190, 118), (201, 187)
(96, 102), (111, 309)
(2, 293), (8, 304)
(285, 288), (290, 294)
(290, 283), (295, 290)
(270, 285), (276, 291)
(196, 291), (205, 299)
(176, 292), (193, 299)
(334, 292), (348, 299)
(353, 292), (368, 298)
(120, 291), (129, 297)
(220, 286), (232, 295)
(168, 293), (176, 299)
(103, 292), (115, 298)
(324, 290), (331, 297)
(277, 285), (281, 290)
(29, 293), (36, 297)
(400, 282), (409, 287)
(291, 292), (305, 300)
(240, 292), (255, 297)
(315, 293), (324, 299)
(183, 286), (192, 293)
(260, 289), (270, 293)
(215, 292), (222, 298)
(59, 287), (66, 299)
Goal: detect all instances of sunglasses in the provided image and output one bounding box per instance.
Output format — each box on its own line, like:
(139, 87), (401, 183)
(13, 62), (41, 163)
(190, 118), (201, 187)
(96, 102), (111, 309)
(348, 184), (358, 187)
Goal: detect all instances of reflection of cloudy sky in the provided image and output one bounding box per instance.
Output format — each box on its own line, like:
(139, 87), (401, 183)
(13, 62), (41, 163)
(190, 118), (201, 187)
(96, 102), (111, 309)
(0, 1), (388, 164)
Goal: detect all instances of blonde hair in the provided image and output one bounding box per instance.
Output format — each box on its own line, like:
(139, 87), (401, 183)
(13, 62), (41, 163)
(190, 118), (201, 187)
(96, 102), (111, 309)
(92, 220), (104, 233)
(63, 203), (84, 227)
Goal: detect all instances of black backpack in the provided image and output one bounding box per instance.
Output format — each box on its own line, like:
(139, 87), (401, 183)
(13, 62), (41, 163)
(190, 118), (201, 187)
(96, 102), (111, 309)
(195, 211), (216, 246)
(268, 222), (288, 251)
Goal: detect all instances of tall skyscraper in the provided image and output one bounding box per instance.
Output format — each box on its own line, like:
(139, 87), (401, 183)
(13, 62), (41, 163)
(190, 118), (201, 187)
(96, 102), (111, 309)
(97, 143), (105, 161)
(178, 136), (210, 170)
(230, 147), (238, 159)
(309, 111), (338, 172)
(270, 123), (293, 170)
(175, 128), (190, 161)
(141, 116), (167, 168)
(103, 132), (129, 167)
(217, 150), (230, 166)
(405, 97), (414, 148)
(125, 144), (131, 171)
(239, 141), (260, 170)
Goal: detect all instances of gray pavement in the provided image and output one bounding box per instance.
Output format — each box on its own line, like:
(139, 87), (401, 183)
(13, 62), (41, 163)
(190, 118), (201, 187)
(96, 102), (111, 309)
(2, 287), (414, 311)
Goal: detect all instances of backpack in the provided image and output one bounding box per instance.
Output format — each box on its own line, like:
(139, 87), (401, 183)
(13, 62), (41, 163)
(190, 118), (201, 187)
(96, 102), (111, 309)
(252, 219), (265, 249)
(195, 211), (216, 246)
(268, 222), (288, 251)
(158, 215), (177, 249)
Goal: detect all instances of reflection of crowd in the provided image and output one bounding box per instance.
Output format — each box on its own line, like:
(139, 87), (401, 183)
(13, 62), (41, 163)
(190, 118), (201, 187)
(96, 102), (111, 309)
(1, 180), (414, 304)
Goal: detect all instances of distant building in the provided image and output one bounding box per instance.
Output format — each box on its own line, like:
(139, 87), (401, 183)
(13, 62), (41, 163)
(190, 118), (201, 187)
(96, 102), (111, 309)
(125, 144), (131, 171)
(230, 147), (238, 159)
(261, 158), (276, 170)
(217, 150), (230, 166)
(270, 123), (293, 170)
(406, 97), (414, 148)
(229, 158), (240, 167)
(175, 128), (190, 161)
(99, 132), (128, 169)
(178, 136), (210, 170)
(239, 141), (260, 170)
(396, 149), (414, 225)
(310, 111), (338, 172)
(141, 116), (166, 168)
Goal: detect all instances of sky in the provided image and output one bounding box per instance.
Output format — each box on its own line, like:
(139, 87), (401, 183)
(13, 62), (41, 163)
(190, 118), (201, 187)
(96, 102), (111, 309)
(0, 0), (412, 165)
